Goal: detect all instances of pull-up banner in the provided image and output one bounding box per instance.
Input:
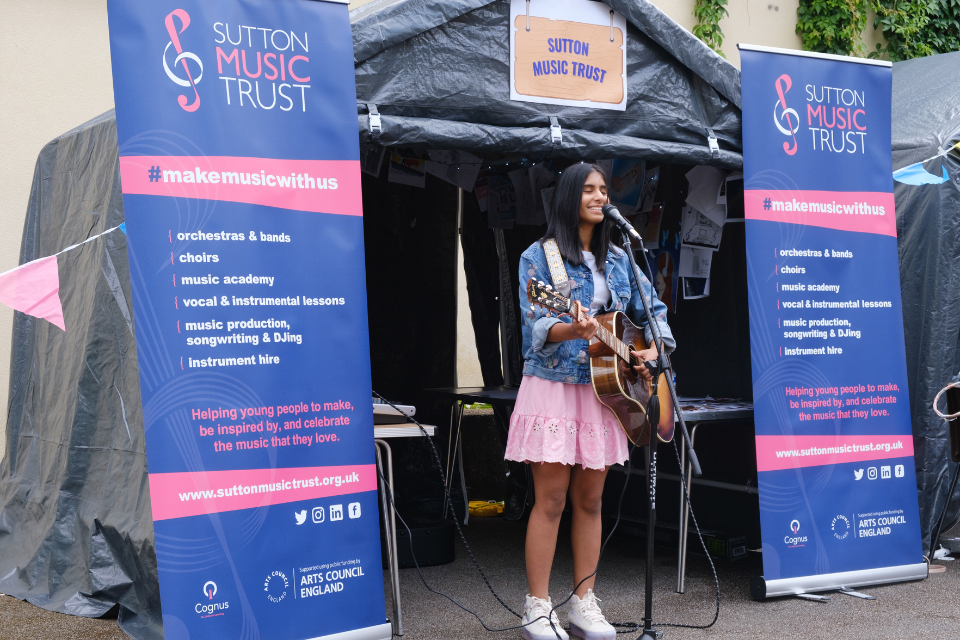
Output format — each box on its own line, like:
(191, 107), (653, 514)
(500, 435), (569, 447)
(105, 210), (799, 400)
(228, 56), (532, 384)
(106, 1), (390, 638)
(740, 45), (926, 598)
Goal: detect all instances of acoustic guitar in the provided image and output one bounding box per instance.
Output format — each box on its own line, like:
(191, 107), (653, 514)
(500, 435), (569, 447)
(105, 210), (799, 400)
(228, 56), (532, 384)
(526, 279), (675, 444)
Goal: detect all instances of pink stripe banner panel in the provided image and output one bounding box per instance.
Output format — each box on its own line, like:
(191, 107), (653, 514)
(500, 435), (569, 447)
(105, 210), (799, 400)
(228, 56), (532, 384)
(148, 463), (377, 521)
(119, 156), (362, 216)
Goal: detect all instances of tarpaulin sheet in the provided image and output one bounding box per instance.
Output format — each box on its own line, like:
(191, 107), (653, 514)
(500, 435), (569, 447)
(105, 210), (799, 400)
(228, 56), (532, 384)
(351, 0), (742, 168)
(892, 50), (960, 554)
(0, 110), (162, 638)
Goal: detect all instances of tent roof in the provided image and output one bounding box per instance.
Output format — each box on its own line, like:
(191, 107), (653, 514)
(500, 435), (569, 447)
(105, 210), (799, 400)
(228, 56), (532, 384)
(893, 51), (960, 157)
(350, 0), (743, 169)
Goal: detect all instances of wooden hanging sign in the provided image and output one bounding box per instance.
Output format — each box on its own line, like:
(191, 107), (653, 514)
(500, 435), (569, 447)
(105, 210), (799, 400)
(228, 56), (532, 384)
(510, 0), (628, 111)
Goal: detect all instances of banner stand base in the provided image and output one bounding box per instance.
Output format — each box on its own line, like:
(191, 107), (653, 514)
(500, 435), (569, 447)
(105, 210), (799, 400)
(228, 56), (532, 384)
(750, 562), (928, 600)
(306, 622), (393, 640)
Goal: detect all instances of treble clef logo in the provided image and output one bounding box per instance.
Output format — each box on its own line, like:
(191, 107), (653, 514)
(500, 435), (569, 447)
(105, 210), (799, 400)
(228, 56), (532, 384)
(162, 9), (202, 112)
(773, 74), (798, 156)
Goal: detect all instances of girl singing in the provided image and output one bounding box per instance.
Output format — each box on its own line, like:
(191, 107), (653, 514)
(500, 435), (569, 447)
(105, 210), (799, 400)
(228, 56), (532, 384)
(505, 163), (674, 640)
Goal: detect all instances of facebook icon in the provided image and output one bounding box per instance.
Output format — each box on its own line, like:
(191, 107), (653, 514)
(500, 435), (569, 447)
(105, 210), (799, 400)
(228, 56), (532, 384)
(348, 502), (361, 519)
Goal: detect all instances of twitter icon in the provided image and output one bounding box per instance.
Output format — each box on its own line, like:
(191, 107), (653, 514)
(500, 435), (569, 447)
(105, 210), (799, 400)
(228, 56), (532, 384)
(854, 469), (864, 480)
(295, 510), (307, 525)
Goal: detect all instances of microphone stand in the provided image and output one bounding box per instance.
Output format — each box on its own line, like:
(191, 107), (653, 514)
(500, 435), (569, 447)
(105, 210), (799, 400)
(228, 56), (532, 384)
(617, 228), (701, 640)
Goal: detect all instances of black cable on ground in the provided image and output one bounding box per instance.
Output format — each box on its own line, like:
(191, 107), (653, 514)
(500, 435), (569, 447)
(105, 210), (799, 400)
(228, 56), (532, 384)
(650, 440), (720, 631)
(372, 391), (718, 637)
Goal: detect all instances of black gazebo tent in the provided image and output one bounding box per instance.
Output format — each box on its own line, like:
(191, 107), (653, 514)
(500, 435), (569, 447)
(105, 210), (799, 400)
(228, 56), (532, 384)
(0, 2), (759, 638)
(891, 50), (960, 555)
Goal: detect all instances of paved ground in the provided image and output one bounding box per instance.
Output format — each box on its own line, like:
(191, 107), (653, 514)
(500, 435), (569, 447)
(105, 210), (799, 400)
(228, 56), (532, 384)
(385, 517), (960, 640)
(0, 518), (956, 638)
(0, 596), (126, 640)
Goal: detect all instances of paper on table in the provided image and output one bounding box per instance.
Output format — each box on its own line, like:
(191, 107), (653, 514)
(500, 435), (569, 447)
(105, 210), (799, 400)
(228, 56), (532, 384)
(681, 205), (722, 251)
(387, 153), (426, 188)
(685, 165), (728, 226)
(682, 277), (711, 300)
(678, 246), (713, 278)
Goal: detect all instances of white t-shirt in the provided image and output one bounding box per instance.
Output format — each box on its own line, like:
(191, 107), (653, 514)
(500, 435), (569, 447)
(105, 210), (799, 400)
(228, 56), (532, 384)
(581, 251), (611, 314)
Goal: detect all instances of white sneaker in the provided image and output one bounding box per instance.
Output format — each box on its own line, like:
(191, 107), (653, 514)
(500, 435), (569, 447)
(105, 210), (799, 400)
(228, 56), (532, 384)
(567, 590), (616, 640)
(521, 594), (569, 640)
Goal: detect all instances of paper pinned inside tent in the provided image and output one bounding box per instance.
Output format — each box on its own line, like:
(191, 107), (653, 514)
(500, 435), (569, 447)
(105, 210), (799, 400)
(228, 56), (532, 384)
(679, 246), (712, 300)
(486, 174), (518, 228)
(685, 165), (728, 227)
(387, 153), (426, 188)
(681, 205), (722, 251)
(683, 277), (710, 299)
(632, 202), (661, 249)
(609, 159), (658, 215)
(360, 143), (386, 177)
(424, 150), (483, 191)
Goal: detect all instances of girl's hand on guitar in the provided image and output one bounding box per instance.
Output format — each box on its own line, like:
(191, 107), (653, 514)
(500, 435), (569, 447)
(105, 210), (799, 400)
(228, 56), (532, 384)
(568, 312), (599, 340)
(631, 345), (659, 382)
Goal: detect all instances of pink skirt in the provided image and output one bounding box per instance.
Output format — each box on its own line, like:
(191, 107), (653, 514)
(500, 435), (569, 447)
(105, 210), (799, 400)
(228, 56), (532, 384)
(505, 375), (629, 470)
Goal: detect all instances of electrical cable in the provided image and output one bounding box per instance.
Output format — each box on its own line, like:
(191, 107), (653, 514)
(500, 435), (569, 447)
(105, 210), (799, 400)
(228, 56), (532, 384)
(372, 389), (720, 637)
(650, 439), (720, 630)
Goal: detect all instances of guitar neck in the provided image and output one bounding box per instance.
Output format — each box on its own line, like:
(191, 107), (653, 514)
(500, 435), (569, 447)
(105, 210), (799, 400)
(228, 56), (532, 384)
(573, 302), (633, 364)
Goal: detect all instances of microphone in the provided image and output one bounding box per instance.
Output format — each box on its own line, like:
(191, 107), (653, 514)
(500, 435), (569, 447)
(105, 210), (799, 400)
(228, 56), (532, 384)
(602, 203), (643, 243)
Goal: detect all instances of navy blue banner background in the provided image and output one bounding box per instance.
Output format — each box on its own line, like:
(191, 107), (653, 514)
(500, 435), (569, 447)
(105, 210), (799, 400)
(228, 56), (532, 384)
(107, 1), (388, 638)
(741, 48), (923, 585)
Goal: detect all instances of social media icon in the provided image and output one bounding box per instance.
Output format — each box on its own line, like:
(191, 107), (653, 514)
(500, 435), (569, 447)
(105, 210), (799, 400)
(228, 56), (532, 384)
(330, 504), (343, 521)
(348, 502), (361, 519)
(295, 510), (307, 525)
(881, 466), (891, 479)
(312, 506), (325, 523)
(895, 464), (905, 478)
(854, 469), (864, 480)
(867, 467), (877, 480)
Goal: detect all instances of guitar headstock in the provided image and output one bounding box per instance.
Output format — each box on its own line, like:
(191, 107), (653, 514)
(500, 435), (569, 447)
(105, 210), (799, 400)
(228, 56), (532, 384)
(526, 278), (573, 315)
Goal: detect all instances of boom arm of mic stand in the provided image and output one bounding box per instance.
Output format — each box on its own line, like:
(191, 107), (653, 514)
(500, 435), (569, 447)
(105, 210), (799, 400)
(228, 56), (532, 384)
(621, 233), (703, 478)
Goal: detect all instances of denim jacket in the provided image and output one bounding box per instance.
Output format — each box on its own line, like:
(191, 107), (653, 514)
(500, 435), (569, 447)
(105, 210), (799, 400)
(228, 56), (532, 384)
(519, 240), (675, 385)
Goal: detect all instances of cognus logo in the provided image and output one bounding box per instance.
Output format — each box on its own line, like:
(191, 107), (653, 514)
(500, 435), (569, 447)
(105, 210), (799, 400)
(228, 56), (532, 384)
(163, 9), (203, 112)
(196, 580), (229, 617)
(785, 519), (807, 546)
(773, 74), (799, 156)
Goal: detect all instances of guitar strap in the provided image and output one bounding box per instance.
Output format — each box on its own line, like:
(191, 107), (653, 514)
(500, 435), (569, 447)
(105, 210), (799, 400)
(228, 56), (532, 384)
(541, 238), (571, 297)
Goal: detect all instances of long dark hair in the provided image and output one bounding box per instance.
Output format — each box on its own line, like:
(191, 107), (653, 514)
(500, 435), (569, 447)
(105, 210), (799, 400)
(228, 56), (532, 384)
(542, 163), (617, 271)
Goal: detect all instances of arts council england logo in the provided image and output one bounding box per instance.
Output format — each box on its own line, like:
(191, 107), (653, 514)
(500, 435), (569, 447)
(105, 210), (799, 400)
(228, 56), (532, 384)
(832, 514), (851, 540)
(163, 8), (203, 112)
(264, 570), (289, 603)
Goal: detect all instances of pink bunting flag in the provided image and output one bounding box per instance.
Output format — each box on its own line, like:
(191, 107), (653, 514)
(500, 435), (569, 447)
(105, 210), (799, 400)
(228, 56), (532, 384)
(0, 256), (65, 331)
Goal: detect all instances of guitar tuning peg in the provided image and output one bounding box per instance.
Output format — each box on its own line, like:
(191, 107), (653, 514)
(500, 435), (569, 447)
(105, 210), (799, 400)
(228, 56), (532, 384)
(545, 284), (553, 290)
(530, 305), (535, 311)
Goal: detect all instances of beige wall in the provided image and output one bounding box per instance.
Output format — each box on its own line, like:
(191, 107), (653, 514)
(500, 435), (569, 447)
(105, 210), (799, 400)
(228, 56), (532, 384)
(0, 0), (116, 460)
